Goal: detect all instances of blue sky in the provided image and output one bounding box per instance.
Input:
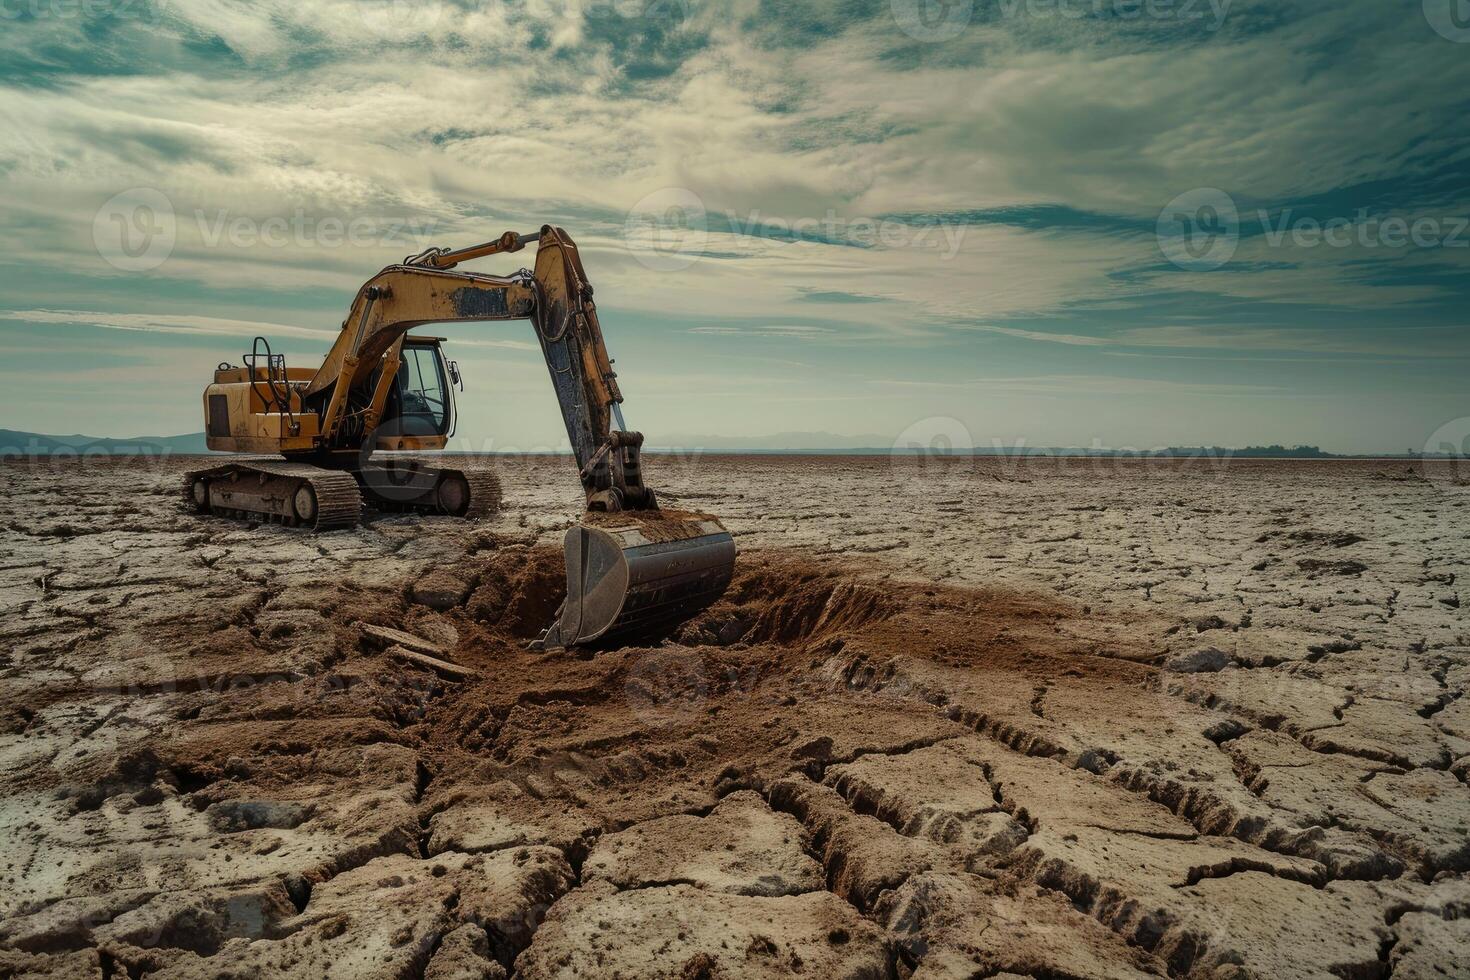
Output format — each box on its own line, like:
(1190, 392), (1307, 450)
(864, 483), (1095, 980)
(1, 0), (1467, 452)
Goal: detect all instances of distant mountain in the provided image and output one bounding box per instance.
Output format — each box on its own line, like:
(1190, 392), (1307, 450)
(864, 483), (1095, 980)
(652, 435), (1351, 457)
(0, 429), (209, 456)
(0, 429), (1443, 459)
(651, 438), (1347, 457)
(653, 431), (893, 451)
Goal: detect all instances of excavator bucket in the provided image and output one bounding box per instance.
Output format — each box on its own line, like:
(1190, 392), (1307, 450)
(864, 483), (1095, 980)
(535, 511), (736, 649)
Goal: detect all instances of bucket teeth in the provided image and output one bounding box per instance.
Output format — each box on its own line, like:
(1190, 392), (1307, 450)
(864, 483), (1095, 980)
(534, 512), (736, 650)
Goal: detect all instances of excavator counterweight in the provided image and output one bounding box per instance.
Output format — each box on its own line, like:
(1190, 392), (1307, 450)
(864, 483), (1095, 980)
(183, 226), (735, 648)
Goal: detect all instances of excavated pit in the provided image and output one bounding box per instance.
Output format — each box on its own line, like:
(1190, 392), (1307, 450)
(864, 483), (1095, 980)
(457, 543), (906, 651)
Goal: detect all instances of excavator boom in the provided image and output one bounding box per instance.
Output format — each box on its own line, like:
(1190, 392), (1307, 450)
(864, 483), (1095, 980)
(185, 226), (734, 648)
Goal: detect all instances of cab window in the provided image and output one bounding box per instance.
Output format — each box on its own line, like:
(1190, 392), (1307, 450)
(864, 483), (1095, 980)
(381, 343), (450, 436)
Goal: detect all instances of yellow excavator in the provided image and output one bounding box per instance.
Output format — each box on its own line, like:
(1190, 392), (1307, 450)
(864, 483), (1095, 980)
(184, 226), (735, 648)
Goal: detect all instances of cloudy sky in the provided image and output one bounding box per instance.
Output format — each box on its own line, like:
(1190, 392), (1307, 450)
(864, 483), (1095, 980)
(1, 0), (1467, 453)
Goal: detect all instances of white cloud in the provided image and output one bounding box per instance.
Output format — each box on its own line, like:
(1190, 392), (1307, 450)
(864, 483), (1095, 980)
(874, 374), (1281, 396)
(0, 309), (333, 340)
(964, 324), (1109, 347)
(687, 324), (837, 338)
(2, 0), (1465, 323)
(1112, 323), (1470, 357)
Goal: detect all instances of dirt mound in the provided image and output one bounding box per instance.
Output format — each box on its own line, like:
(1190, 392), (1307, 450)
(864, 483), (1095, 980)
(464, 544), (568, 640)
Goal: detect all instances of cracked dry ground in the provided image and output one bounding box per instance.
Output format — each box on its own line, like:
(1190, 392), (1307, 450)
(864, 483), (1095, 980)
(2, 456), (1468, 980)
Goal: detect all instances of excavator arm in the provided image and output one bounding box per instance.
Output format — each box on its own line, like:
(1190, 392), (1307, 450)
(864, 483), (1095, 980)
(302, 225), (654, 512)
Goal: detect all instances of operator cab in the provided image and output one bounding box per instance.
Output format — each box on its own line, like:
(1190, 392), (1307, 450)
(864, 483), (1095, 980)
(376, 336), (460, 446)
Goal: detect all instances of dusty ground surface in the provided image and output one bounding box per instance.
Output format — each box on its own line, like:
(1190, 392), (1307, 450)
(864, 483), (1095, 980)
(1, 453), (1467, 979)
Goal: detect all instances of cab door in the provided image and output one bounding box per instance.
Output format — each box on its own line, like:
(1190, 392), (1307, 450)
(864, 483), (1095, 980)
(376, 339), (454, 447)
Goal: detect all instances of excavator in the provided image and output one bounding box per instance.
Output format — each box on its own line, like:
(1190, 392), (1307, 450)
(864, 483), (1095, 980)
(184, 226), (735, 649)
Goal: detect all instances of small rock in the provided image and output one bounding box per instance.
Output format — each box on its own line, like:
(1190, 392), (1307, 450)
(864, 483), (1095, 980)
(1164, 647), (1230, 673)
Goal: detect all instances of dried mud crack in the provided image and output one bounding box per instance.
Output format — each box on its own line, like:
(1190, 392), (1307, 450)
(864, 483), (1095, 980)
(2, 455), (1467, 979)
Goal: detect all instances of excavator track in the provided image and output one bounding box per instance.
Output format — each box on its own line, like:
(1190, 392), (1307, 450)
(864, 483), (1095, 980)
(356, 460), (502, 518)
(184, 459), (363, 530)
